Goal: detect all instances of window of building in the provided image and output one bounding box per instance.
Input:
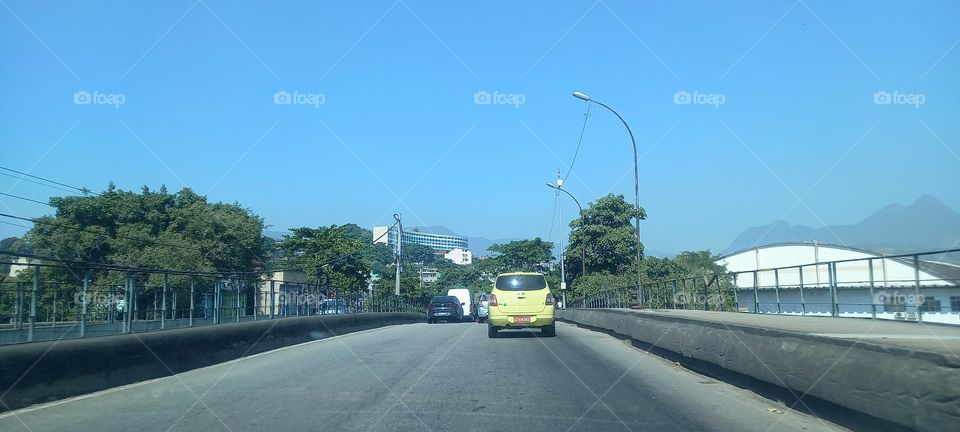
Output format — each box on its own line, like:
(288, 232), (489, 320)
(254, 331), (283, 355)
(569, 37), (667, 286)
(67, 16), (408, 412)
(920, 297), (941, 313)
(951, 296), (960, 312)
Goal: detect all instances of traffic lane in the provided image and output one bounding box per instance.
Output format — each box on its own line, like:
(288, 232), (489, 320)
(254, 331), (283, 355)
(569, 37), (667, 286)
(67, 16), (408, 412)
(0, 321), (844, 431)
(383, 323), (844, 432)
(0, 322), (474, 432)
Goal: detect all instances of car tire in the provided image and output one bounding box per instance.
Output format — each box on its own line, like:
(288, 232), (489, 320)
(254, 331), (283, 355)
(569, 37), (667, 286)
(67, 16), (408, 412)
(541, 323), (556, 337)
(487, 325), (498, 338)
(427, 318), (433, 324)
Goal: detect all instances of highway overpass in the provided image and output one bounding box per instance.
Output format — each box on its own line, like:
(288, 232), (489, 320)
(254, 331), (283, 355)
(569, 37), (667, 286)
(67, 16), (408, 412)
(0, 321), (843, 432)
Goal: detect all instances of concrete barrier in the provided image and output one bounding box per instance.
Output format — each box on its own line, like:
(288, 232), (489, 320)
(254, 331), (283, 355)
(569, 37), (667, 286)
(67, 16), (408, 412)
(558, 309), (960, 432)
(0, 312), (423, 412)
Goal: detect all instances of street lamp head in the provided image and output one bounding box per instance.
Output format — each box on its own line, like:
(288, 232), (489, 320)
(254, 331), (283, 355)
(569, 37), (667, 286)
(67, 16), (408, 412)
(545, 182), (558, 189)
(572, 91), (590, 101)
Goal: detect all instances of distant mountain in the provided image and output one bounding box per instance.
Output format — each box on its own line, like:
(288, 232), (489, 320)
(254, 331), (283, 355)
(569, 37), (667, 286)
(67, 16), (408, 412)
(724, 195), (960, 256)
(263, 230), (290, 240)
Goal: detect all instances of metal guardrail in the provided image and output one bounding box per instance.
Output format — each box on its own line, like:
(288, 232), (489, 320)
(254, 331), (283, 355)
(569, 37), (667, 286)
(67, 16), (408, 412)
(0, 263), (425, 345)
(570, 249), (960, 325)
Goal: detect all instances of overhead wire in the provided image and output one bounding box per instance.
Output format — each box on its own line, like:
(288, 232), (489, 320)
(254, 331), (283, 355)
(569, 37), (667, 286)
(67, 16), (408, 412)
(0, 192), (53, 207)
(0, 165), (96, 195)
(563, 102), (593, 183)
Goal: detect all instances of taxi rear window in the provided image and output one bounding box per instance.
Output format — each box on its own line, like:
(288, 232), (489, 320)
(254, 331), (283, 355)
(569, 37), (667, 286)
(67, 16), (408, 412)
(495, 275), (547, 291)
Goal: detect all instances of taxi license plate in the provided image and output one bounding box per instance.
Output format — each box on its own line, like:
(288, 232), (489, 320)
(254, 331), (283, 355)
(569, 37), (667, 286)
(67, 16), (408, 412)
(513, 316), (531, 323)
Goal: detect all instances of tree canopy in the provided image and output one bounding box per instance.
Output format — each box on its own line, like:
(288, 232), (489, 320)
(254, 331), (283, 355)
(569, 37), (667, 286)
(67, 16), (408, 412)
(25, 186), (266, 274)
(565, 194), (646, 279)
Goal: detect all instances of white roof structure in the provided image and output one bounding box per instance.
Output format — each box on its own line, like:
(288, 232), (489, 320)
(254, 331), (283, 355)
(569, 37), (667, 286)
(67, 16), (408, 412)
(716, 242), (959, 289)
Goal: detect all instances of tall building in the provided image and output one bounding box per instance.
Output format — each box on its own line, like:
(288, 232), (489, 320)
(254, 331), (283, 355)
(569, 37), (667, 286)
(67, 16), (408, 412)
(372, 226), (471, 264)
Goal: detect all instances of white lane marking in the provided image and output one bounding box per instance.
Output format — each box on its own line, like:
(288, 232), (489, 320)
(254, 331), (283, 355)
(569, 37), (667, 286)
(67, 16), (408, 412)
(0, 324), (408, 418)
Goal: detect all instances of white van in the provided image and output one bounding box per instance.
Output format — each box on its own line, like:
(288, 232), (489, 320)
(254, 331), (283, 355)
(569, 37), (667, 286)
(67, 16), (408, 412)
(446, 288), (473, 322)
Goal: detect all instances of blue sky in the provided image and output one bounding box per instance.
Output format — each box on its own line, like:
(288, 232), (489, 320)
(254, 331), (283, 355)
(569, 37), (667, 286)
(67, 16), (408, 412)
(1, 0), (958, 254)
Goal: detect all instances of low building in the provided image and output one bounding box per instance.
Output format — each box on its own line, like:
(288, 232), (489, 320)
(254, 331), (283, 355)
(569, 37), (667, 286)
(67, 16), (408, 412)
(444, 248), (472, 266)
(716, 242), (960, 324)
(7, 257), (37, 278)
(258, 269), (308, 316)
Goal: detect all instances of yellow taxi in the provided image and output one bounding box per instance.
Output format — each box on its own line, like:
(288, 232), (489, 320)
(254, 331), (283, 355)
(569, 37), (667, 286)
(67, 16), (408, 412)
(487, 272), (556, 338)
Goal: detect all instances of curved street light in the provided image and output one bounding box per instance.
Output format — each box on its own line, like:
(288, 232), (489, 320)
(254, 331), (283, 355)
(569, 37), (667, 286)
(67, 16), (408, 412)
(546, 182), (587, 279)
(571, 91), (644, 304)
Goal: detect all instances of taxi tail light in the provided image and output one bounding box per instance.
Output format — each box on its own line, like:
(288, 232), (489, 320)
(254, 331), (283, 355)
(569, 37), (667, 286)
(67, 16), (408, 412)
(545, 293), (555, 305)
(488, 294), (498, 307)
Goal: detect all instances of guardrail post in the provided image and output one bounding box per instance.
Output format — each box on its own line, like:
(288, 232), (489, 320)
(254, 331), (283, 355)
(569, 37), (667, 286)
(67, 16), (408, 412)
(715, 275), (723, 311)
(774, 268), (781, 315)
(253, 279), (258, 321)
(828, 263), (838, 317)
(752, 271), (759, 314)
(81, 269), (89, 337)
(269, 280), (275, 319)
(670, 280), (677, 308)
(868, 259), (876, 319)
(52, 286), (58, 328)
(161, 273), (168, 330)
(235, 280), (241, 323)
(214, 280), (221, 324)
(702, 277), (709, 311)
(913, 255), (923, 323)
(16, 282), (24, 330)
(29, 266), (38, 342)
(124, 271), (133, 334)
(189, 277), (195, 327)
(798, 266), (805, 316)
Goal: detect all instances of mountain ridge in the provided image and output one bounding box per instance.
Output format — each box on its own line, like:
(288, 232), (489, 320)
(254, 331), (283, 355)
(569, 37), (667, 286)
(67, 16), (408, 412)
(724, 194), (960, 256)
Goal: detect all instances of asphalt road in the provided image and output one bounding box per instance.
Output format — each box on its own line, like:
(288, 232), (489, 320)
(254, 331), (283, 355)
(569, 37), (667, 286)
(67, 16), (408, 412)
(0, 321), (845, 431)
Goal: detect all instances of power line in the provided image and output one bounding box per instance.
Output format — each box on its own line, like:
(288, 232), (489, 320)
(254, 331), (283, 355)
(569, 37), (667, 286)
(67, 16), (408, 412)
(0, 171), (81, 195)
(0, 166), (95, 195)
(0, 249), (268, 277)
(564, 102), (592, 183)
(0, 220), (32, 230)
(0, 212), (213, 256)
(0, 192), (53, 207)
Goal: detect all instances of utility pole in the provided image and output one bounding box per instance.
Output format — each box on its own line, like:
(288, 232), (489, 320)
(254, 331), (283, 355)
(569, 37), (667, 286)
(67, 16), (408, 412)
(556, 170), (567, 307)
(394, 213), (402, 296)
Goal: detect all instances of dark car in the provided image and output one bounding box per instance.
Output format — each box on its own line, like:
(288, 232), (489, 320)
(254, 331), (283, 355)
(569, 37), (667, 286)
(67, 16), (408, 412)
(427, 295), (463, 323)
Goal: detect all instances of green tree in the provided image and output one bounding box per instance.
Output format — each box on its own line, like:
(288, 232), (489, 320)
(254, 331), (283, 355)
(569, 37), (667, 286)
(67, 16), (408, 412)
(403, 243), (437, 266)
(487, 238), (554, 274)
(565, 194), (646, 279)
(276, 225), (370, 293)
(13, 185), (267, 320)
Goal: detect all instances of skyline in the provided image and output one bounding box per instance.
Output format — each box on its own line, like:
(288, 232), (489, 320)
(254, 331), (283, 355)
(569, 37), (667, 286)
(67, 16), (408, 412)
(2, 0), (958, 254)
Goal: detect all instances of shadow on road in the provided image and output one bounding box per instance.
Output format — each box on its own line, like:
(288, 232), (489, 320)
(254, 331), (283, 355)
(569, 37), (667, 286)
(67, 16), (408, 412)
(493, 329), (553, 338)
